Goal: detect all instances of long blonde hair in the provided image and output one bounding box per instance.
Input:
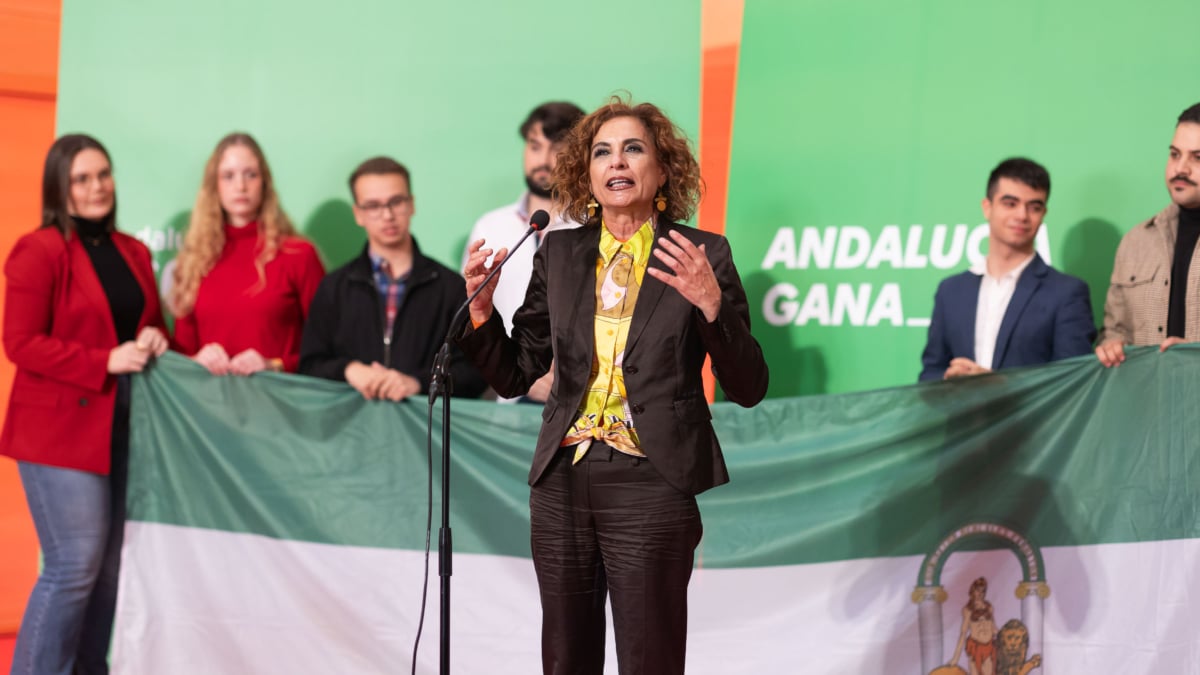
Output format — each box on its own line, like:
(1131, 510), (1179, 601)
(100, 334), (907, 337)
(169, 132), (295, 316)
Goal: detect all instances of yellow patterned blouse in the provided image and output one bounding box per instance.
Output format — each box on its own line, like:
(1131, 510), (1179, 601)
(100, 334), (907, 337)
(560, 219), (654, 463)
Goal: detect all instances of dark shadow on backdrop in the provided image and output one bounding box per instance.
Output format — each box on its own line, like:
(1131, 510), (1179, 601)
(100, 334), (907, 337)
(1059, 217), (1122, 333)
(303, 199), (360, 270)
(450, 234), (468, 272)
(732, 270), (828, 400)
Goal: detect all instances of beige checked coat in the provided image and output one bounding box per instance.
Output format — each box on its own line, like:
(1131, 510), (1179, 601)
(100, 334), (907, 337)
(1101, 203), (1200, 345)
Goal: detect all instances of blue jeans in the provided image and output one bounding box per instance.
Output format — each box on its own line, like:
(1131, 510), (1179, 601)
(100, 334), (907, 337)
(11, 377), (129, 675)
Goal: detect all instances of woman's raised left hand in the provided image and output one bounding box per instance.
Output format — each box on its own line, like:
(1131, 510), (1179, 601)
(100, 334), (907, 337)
(646, 229), (722, 322)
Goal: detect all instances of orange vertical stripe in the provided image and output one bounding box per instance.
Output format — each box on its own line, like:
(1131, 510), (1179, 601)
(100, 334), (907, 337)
(0, 0), (61, 633)
(698, 0), (745, 401)
(698, 0), (745, 238)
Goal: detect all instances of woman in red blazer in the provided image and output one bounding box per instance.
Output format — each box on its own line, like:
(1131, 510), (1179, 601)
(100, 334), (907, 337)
(1, 134), (168, 673)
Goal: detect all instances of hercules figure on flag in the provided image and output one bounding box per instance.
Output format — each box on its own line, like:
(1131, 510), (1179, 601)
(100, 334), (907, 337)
(950, 577), (998, 675)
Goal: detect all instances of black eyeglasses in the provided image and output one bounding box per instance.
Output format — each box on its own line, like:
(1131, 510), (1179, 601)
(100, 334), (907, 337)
(357, 195), (411, 218)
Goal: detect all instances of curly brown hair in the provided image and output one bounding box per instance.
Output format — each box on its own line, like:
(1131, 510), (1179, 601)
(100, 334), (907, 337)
(552, 97), (702, 226)
(170, 132), (296, 316)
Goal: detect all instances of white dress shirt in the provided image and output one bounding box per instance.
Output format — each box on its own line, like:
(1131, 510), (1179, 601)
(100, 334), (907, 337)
(461, 193), (579, 334)
(970, 253), (1035, 369)
(461, 193), (580, 402)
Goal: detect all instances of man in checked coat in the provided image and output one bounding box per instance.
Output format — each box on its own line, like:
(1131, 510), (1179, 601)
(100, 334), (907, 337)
(1096, 102), (1200, 366)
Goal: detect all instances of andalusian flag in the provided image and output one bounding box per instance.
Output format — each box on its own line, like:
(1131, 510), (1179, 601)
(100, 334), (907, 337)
(113, 349), (1200, 673)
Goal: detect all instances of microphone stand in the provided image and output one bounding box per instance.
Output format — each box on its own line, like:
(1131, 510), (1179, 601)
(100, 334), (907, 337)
(426, 214), (545, 675)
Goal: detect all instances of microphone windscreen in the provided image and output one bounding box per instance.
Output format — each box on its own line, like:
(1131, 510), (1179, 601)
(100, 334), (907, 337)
(529, 209), (551, 231)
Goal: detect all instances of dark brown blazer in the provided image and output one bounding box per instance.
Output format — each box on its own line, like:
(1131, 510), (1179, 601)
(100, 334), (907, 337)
(459, 221), (768, 496)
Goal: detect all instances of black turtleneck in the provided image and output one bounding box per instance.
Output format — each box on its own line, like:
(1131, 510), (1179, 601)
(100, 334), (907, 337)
(73, 216), (144, 343)
(1167, 206), (1200, 338)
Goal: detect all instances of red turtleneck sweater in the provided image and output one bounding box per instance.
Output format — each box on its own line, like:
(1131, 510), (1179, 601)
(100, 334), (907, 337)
(172, 223), (325, 372)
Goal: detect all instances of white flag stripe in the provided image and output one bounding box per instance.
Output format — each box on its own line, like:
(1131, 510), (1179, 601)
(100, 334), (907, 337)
(115, 522), (1200, 673)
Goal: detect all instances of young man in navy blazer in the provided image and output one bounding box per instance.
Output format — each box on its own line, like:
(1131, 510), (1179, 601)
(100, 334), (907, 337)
(919, 158), (1096, 381)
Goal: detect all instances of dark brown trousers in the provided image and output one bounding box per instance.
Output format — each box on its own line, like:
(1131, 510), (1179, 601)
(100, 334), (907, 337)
(530, 445), (703, 675)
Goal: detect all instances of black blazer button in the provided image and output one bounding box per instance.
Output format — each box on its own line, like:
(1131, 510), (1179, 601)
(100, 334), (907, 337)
(631, 404), (644, 414)
(78, 398), (88, 407)
(625, 365), (638, 374)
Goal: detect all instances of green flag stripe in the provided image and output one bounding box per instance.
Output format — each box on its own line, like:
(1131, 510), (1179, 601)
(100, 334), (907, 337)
(130, 348), (1200, 567)
(128, 353), (535, 554)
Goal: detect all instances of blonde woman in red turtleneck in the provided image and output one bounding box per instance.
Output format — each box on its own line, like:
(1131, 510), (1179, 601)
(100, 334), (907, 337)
(169, 132), (324, 374)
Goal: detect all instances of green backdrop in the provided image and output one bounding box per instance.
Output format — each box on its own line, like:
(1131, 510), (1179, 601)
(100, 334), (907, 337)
(56, 0), (699, 276)
(58, 0), (1200, 396)
(727, 0), (1200, 395)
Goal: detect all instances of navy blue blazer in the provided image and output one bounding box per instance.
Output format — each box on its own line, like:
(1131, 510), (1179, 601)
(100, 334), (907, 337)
(919, 254), (1096, 382)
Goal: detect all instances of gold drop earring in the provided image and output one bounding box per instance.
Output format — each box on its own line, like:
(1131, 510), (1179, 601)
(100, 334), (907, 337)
(586, 197), (599, 219)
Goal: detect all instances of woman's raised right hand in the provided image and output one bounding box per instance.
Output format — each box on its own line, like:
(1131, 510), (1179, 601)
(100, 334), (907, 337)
(463, 238), (507, 327)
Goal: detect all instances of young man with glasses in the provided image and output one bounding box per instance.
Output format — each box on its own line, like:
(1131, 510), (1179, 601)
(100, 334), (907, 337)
(299, 156), (485, 400)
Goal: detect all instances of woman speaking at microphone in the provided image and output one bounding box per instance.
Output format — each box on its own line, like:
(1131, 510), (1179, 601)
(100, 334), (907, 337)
(2, 134), (168, 673)
(461, 98), (769, 675)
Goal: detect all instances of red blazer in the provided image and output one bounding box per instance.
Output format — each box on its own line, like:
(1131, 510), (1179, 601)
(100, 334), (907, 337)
(0, 227), (165, 474)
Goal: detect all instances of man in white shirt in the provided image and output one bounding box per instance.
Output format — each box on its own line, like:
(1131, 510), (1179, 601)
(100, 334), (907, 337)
(919, 158), (1096, 381)
(462, 101), (584, 401)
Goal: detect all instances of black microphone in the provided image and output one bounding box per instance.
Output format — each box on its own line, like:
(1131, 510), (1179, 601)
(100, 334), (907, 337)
(433, 210), (550, 375)
(430, 209), (549, 400)
(443, 209), (549, 342)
